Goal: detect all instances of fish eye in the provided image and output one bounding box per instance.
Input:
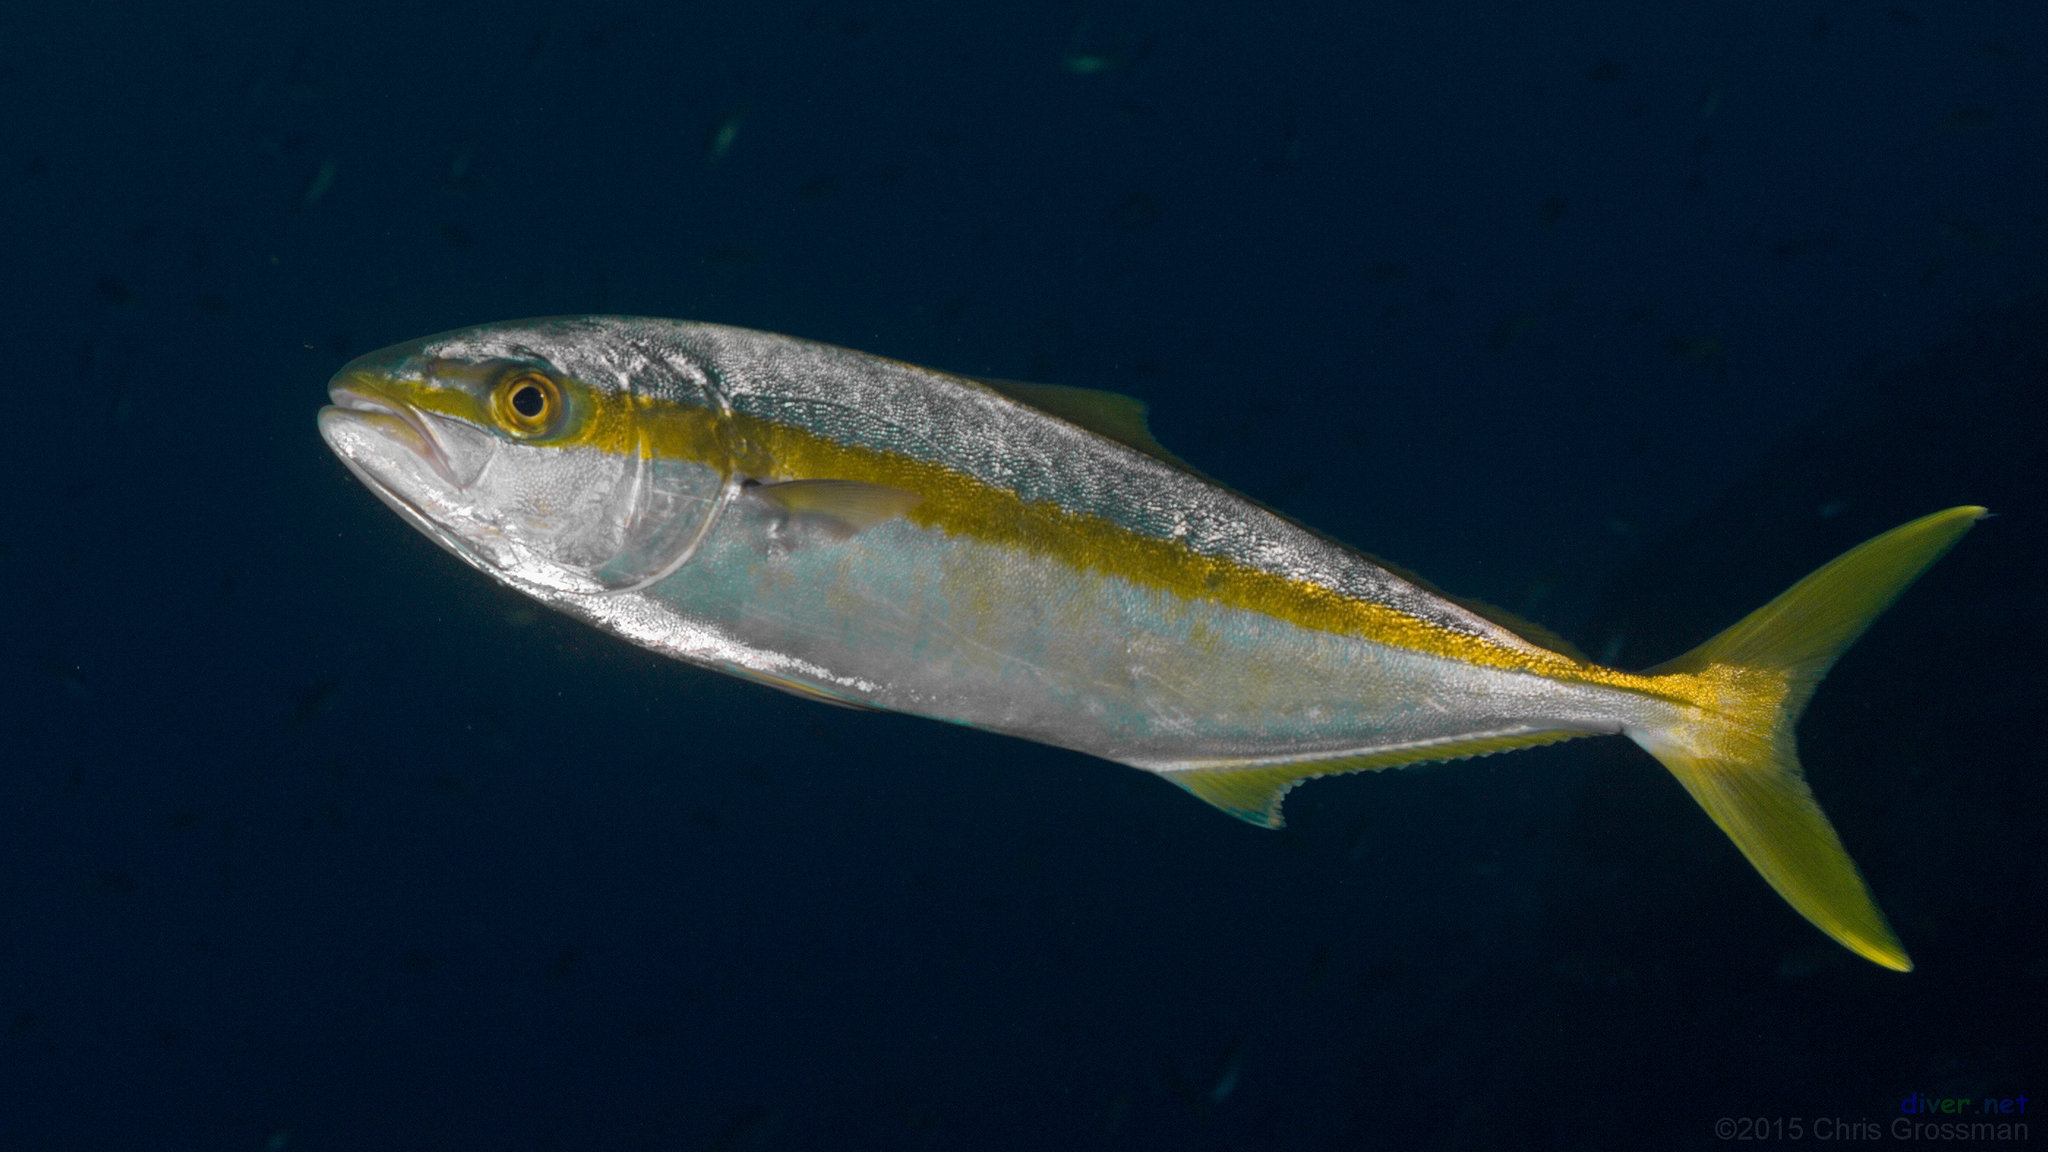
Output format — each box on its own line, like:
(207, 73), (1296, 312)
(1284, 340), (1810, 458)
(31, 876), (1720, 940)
(493, 370), (562, 437)
(511, 382), (545, 418)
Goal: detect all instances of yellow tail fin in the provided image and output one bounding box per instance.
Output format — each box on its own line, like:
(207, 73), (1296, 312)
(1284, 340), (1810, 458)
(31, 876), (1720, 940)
(1631, 506), (1986, 971)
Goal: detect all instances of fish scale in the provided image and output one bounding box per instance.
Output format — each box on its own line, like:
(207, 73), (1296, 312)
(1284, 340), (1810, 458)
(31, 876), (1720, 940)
(319, 314), (1982, 971)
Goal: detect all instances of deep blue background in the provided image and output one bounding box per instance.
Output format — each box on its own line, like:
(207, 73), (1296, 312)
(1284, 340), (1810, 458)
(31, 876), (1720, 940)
(3, 2), (2043, 1148)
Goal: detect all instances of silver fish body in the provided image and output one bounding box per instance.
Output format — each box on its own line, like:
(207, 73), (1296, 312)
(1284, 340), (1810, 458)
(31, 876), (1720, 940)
(324, 318), (1634, 766)
(319, 315), (1983, 970)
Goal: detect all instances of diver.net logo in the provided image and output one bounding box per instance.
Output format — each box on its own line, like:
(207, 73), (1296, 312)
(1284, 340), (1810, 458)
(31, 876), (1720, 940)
(1901, 1093), (2029, 1117)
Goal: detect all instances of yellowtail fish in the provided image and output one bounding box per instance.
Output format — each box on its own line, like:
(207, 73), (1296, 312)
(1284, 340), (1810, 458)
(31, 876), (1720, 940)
(317, 316), (1982, 970)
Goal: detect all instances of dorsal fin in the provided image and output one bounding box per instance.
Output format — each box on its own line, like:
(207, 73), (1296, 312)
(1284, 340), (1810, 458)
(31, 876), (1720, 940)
(1440, 594), (1589, 661)
(968, 376), (1194, 471)
(972, 376), (1579, 659)
(1360, 551), (1589, 662)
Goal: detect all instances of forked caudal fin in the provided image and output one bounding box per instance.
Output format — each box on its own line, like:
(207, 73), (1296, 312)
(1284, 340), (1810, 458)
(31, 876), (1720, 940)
(1627, 505), (1986, 971)
(1170, 506), (1984, 972)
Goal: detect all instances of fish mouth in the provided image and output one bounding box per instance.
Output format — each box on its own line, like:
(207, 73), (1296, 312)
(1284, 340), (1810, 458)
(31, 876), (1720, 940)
(319, 380), (507, 575)
(320, 380), (468, 489)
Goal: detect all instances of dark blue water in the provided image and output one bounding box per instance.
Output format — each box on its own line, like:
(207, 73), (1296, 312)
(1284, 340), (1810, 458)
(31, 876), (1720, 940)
(3, 2), (2042, 1147)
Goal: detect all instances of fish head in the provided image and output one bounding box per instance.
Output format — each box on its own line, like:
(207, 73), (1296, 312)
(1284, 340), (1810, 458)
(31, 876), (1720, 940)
(317, 316), (735, 595)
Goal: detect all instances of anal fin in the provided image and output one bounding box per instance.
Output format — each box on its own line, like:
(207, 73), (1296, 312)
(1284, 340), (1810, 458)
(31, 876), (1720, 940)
(1168, 729), (1589, 828)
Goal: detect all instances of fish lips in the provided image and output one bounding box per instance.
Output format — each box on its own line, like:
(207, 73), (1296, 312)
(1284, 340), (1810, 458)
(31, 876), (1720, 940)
(320, 382), (493, 490)
(319, 383), (503, 560)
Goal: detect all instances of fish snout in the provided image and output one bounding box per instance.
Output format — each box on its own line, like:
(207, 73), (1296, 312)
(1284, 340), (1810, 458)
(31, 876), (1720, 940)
(321, 380), (489, 489)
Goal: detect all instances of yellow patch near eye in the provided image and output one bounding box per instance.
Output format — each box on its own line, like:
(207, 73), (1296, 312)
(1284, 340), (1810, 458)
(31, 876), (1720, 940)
(492, 371), (562, 438)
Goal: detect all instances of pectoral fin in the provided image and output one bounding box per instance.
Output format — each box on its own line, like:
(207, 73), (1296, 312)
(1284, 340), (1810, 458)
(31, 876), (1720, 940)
(752, 478), (923, 539)
(720, 663), (882, 711)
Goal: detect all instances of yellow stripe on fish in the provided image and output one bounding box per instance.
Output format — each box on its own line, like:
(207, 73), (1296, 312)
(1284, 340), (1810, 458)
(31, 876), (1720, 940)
(318, 315), (1986, 973)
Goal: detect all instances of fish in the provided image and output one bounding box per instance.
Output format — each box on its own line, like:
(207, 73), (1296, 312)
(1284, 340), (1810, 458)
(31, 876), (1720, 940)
(317, 315), (1982, 971)
(704, 108), (745, 165)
